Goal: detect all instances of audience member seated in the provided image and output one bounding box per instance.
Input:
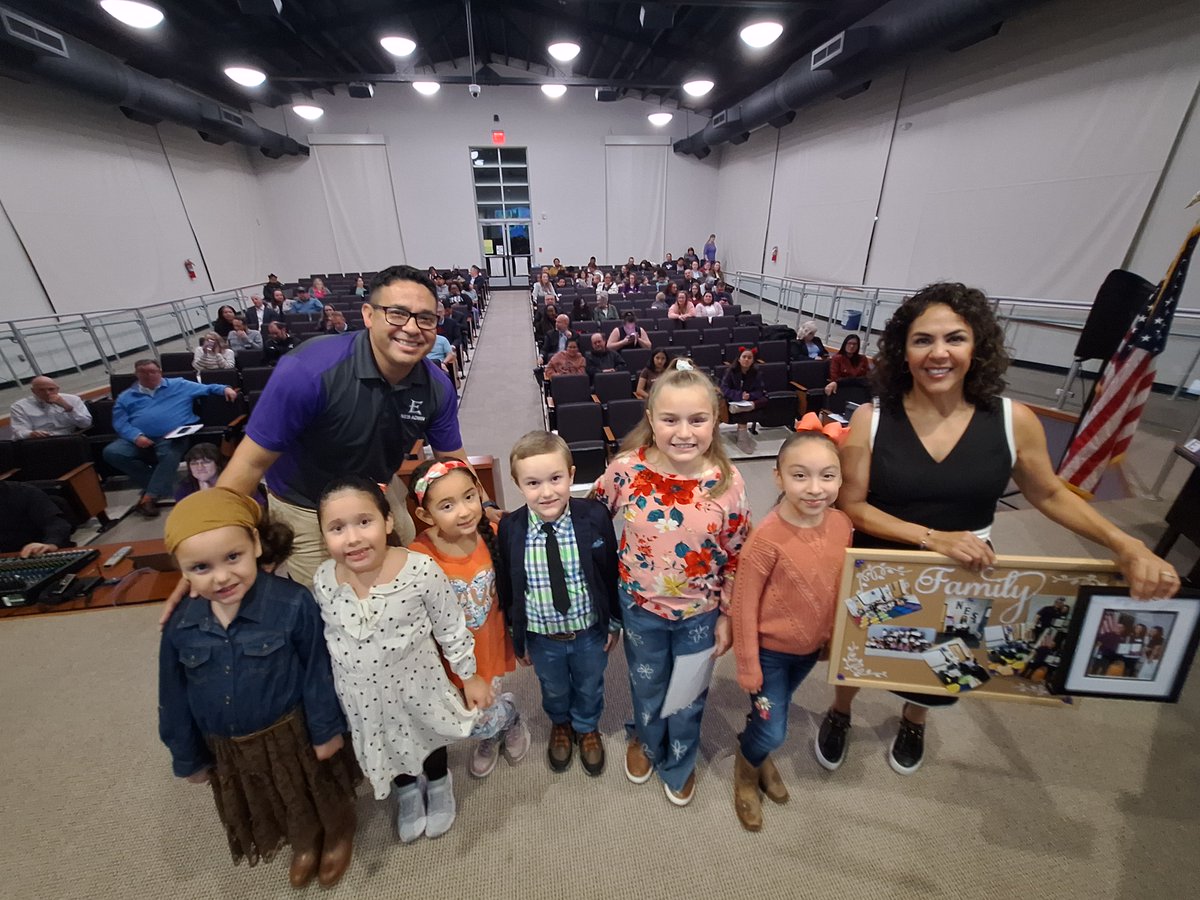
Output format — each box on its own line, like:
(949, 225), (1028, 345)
(585, 332), (626, 379)
(241, 295), (266, 330)
(797, 320), (830, 359)
(263, 290), (287, 326)
(541, 314), (575, 363)
(636, 348), (670, 400)
(0, 480), (72, 556)
(619, 273), (641, 296)
(434, 274), (450, 301)
(103, 359), (238, 518)
(591, 292), (619, 323)
(825, 333), (873, 396)
(191, 332), (235, 373)
(597, 272), (619, 295)
(286, 287), (323, 315)
(261, 273), (283, 299)
(663, 252), (678, 272)
(9, 376), (93, 439)
(570, 294), (591, 322)
(531, 271), (557, 303)
(212, 305), (238, 338)
(227, 317), (263, 351)
(427, 331), (458, 374)
(310, 277), (329, 300)
(448, 285), (478, 327)
(687, 282), (704, 304)
(721, 348), (767, 447)
(668, 295), (696, 320)
(546, 257), (563, 276)
(545, 336), (588, 381)
(684, 246), (699, 264)
(353, 275), (367, 297)
(437, 301), (463, 347)
(466, 265), (487, 298)
(606, 312), (651, 353)
(694, 291), (723, 320)
(263, 321), (297, 366)
(686, 260), (704, 282)
(534, 303), (559, 342)
(174, 442), (223, 501)
(323, 309), (356, 335)
(650, 291), (669, 311)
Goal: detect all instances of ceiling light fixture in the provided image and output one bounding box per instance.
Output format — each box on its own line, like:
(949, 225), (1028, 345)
(682, 78), (714, 97)
(541, 84), (567, 99)
(647, 112), (673, 127)
(547, 41), (581, 62)
(380, 35), (417, 57)
(739, 21), (783, 49)
(291, 104), (324, 120)
(412, 81), (440, 95)
(224, 66), (267, 87)
(99, 0), (164, 29)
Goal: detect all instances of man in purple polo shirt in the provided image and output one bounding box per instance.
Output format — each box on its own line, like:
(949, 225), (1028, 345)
(215, 264), (488, 587)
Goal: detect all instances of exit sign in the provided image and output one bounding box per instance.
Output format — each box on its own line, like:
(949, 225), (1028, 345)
(491, 130), (505, 145)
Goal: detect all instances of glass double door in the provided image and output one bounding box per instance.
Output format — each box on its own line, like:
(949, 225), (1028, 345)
(480, 220), (532, 287)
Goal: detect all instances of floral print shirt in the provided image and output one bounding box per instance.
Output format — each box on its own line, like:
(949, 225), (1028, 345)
(592, 448), (750, 620)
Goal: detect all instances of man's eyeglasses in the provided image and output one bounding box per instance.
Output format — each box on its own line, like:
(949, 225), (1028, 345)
(368, 304), (439, 331)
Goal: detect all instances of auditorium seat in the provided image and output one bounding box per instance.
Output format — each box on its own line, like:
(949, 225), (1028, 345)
(756, 340), (788, 364)
(240, 367), (274, 392)
(10, 434), (110, 527)
(592, 371), (632, 405)
(160, 351), (195, 371)
(604, 398), (645, 446)
(622, 348), (650, 372)
(555, 402), (607, 484)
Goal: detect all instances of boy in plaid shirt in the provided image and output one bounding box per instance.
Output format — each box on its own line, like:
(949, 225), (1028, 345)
(496, 432), (621, 776)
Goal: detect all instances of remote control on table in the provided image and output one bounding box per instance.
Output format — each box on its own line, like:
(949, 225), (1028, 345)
(102, 546), (134, 568)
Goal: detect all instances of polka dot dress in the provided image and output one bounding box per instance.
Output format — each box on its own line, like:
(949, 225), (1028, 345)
(313, 552), (478, 800)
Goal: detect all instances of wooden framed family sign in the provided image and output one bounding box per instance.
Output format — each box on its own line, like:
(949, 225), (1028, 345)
(828, 550), (1124, 706)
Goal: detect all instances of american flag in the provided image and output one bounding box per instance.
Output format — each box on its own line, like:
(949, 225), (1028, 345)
(1059, 223), (1198, 497)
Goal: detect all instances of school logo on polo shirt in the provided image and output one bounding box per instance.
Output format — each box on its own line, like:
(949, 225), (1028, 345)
(401, 397), (427, 423)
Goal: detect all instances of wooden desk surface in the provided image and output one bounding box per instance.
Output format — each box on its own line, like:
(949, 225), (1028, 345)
(0, 539), (175, 620)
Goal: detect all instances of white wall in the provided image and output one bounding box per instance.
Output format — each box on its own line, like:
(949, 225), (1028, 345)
(0, 81), (274, 319)
(252, 82), (717, 271)
(716, 0), (1200, 306)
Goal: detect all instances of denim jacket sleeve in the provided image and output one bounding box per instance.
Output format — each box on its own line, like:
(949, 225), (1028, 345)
(290, 588), (347, 747)
(157, 619), (213, 778)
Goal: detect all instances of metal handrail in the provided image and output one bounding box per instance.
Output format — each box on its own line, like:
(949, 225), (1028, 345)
(0, 284), (258, 386)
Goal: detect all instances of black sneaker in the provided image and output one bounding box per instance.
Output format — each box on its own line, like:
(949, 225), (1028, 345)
(814, 709), (851, 771)
(889, 717), (925, 775)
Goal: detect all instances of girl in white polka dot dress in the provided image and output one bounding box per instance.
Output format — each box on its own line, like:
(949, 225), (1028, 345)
(311, 475), (516, 843)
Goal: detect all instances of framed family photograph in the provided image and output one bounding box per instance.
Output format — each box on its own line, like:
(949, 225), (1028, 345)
(828, 550), (1125, 706)
(1050, 587), (1200, 703)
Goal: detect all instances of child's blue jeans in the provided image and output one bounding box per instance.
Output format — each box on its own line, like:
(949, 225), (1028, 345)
(739, 647), (820, 766)
(620, 589), (718, 793)
(526, 623), (609, 734)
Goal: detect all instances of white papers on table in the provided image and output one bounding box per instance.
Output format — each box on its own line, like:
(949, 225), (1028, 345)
(162, 423), (204, 440)
(660, 648), (716, 718)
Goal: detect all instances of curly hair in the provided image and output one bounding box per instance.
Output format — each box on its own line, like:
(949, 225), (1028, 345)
(871, 282), (1009, 412)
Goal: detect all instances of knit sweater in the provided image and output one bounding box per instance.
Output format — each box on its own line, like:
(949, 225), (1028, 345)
(731, 508), (853, 686)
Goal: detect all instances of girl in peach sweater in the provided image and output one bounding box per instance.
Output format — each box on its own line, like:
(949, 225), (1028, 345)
(730, 426), (852, 831)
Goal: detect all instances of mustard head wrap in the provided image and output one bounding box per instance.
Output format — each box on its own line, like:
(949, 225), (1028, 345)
(164, 487), (262, 554)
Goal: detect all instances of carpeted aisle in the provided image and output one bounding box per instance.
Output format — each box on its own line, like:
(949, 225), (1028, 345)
(1, 288), (1197, 899)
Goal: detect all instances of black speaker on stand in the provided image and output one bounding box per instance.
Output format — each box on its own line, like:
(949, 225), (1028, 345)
(1055, 269), (1155, 465)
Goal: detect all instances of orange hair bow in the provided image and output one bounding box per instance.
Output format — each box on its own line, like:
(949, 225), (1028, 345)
(794, 412), (849, 447)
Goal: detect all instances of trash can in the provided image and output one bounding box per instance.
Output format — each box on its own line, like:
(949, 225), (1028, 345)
(842, 309), (862, 330)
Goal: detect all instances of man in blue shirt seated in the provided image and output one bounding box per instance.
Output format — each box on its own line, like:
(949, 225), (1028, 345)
(103, 359), (238, 518)
(287, 287), (324, 316)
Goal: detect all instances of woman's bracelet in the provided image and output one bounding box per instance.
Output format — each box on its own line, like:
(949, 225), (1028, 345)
(919, 528), (934, 551)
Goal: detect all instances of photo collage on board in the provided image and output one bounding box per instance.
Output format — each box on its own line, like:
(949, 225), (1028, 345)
(1084, 607), (1176, 681)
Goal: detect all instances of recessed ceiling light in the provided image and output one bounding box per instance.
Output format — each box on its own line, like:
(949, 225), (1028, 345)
(541, 84), (567, 99)
(380, 35), (416, 57)
(291, 104), (324, 120)
(682, 79), (714, 97)
(100, 0), (164, 29)
(740, 21), (783, 48)
(412, 81), (440, 95)
(547, 41), (580, 62)
(647, 112), (673, 127)
(224, 66), (267, 87)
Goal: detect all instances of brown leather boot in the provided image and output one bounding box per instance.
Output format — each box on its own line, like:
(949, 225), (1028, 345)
(576, 730), (606, 777)
(734, 748), (763, 832)
(758, 755), (789, 804)
(317, 813), (355, 888)
(548, 722), (574, 772)
(288, 846), (319, 889)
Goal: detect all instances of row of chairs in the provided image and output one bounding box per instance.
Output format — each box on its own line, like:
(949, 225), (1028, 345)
(0, 434), (111, 532)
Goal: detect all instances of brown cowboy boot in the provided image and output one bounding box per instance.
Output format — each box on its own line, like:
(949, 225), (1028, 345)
(733, 747), (763, 832)
(758, 755), (789, 804)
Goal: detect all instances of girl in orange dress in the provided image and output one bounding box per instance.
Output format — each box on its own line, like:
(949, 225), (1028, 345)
(408, 459), (530, 779)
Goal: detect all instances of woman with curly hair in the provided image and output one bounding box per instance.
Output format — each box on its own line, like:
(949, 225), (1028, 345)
(816, 282), (1179, 777)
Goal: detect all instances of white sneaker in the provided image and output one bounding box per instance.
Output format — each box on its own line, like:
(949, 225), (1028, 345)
(395, 778), (426, 843)
(502, 714), (532, 764)
(470, 737), (499, 778)
(424, 772), (457, 838)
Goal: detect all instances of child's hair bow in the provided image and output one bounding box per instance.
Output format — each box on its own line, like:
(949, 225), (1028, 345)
(794, 411), (849, 447)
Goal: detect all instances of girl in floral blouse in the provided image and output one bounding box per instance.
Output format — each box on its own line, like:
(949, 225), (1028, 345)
(593, 360), (750, 807)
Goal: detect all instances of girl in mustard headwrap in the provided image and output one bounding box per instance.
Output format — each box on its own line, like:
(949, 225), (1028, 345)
(158, 488), (360, 890)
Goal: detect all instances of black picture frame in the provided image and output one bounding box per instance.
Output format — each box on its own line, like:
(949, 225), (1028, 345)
(1050, 587), (1200, 703)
